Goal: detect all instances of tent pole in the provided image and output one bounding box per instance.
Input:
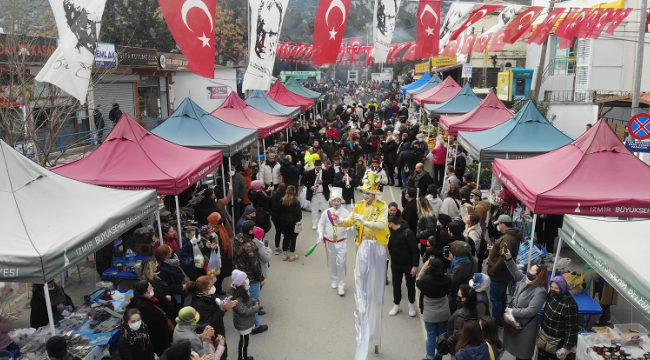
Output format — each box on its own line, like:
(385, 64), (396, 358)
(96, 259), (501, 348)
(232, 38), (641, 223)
(60, 273), (65, 289)
(549, 235), (563, 285)
(156, 210), (163, 245)
(286, 129), (289, 142)
(476, 162), (482, 190)
(44, 284), (56, 335)
(228, 157), (236, 234)
(262, 138), (266, 159)
(221, 164), (232, 224)
(453, 138), (458, 170)
(257, 139), (261, 167)
(447, 136), (451, 165)
(527, 214), (538, 272)
(175, 195), (182, 249)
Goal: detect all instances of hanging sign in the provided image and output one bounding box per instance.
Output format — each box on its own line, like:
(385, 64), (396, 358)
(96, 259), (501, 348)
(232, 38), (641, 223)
(625, 136), (650, 153)
(628, 113), (650, 140)
(462, 63), (473, 78)
(431, 56), (456, 67)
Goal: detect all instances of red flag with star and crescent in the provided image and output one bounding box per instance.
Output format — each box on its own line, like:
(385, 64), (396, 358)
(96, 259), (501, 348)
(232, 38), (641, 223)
(450, 5), (502, 42)
(459, 33), (477, 55)
(605, 8), (633, 35)
(157, 0), (217, 78)
(528, 8), (566, 45)
(472, 30), (492, 53)
(312, 0), (353, 65)
(489, 30), (507, 52)
(554, 8), (579, 39)
(561, 8), (593, 40)
(503, 6), (544, 44)
(576, 8), (601, 38)
(586, 8), (614, 39)
(414, 0), (442, 59)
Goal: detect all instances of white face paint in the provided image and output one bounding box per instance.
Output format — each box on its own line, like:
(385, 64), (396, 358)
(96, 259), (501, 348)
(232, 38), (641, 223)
(331, 198), (342, 210)
(363, 193), (374, 204)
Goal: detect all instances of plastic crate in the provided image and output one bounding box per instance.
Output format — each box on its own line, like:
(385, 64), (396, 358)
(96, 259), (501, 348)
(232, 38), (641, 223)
(613, 323), (648, 343)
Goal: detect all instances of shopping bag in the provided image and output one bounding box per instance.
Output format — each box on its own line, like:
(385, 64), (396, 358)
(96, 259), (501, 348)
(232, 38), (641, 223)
(563, 271), (585, 293)
(299, 186), (311, 211)
(206, 249), (221, 278)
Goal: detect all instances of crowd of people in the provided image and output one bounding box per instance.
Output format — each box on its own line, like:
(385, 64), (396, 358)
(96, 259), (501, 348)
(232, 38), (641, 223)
(32, 78), (595, 360)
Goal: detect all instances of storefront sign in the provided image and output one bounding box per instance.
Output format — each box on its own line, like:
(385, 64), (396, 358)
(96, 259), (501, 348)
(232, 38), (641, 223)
(625, 136), (650, 153)
(158, 53), (189, 71)
(414, 60), (430, 74)
(0, 34), (57, 63)
(94, 43), (117, 67)
(431, 56), (456, 67)
(371, 73), (392, 82)
(117, 46), (158, 68)
(207, 86), (228, 99)
(628, 113), (650, 140)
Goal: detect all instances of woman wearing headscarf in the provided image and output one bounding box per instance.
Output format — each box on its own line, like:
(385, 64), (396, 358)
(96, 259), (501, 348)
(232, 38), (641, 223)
(117, 309), (155, 360)
(537, 276), (579, 360)
(208, 212), (234, 294)
(416, 258), (451, 360)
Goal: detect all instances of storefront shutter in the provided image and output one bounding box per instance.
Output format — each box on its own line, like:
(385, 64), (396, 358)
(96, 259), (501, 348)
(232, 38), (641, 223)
(93, 82), (136, 125)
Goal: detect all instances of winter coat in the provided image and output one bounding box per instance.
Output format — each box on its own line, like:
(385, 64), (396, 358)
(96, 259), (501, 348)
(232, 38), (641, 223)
(116, 330), (155, 360)
(269, 190), (285, 222)
(30, 284), (74, 329)
(416, 215), (437, 242)
(191, 292), (226, 340)
(487, 228), (522, 283)
(280, 198), (302, 225)
(456, 342), (492, 360)
(253, 238), (272, 280)
(241, 168), (253, 204)
(502, 259), (547, 359)
(449, 241), (476, 304)
(232, 233), (264, 284)
(431, 146), (447, 165)
(401, 199), (418, 233)
(232, 173), (246, 202)
(396, 148), (416, 171)
(158, 261), (186, 301)
(464, 224), (482, 260)
(387, 220), (420, 268)
(416, 267), (451, 324)
(178, 237), (211, 281)
(460, 184), (474, 203)
(332, 170), (360, 204)
(323, 140), (339, 159)
(303, 168), (332, 201)
(232, 297), (260, 331)
(440, 197), (461, 219)
(149, 276), (175, 320)
(194, 197), (220, 226)
(446, 306), (479, 355)
(126, 296), (171, 356)
(172, 324), (210, 356)
(383, 140), (398, 164)
(415, 172), (434, 198)
(248, 189), (272, 212)
(280, 159), (301, 187)
(539, 292), (578, 359)
(259, 161), (281, 187)
(426, 194), (443, 216)
(472, 200), (491, 237)
(441, 173), (461, 199)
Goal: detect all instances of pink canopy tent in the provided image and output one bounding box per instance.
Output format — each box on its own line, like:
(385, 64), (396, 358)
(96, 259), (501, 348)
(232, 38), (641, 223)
(52, 113), (223, 195)
(267, 81), (314, 112)
(413, 76), (461, 106)
(493, 119), (650, 218)
(211, 92), (292, 139)
(439, 91), (514, 136)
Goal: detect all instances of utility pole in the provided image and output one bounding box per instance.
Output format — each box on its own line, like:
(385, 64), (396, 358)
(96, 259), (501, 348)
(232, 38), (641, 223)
(533, 0), (556, 101)
(631, 0), (648, 117)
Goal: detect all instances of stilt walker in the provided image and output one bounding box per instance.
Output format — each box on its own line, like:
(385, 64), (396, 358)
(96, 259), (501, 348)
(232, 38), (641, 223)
(338, 177), (389, 359)
(316, 188), (350, 296)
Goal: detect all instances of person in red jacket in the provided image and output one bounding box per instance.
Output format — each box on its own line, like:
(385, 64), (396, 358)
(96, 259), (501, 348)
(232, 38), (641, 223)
(431, 142), (448, 188)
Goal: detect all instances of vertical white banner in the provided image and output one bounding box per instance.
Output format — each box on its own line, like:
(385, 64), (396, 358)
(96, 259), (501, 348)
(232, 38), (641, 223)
(35, 0), (107, 102)
(242, 0), (289, 92)
(438, 2), (474, 50)
(486, 4), (523, 34)
(372, 0), (402, 63)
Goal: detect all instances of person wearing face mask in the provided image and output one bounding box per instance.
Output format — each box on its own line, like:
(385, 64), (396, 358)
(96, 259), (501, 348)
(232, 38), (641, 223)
(178, 226), (214, 281)
(126, 280), (172, 356)
(337, 177), (390, 359)
(441, 284), (478, 360)
(258, 153), (281, 190)
(416, 258), (452, 360)
(139, 257), (175, 320)
(188, 275), (238, 351)
(486, 215), (522, 322)
(228, 270), (262, 360)
(537, 276), (578, 360)
(173, 306), (223, 358)
(117, 309), (155, 360)
(447, 238), (475, 314)
(30, 280), (74, 329)
(502, 247), (548, 360)
(316, 188), (351, 296)
(323, 137), (339, 160)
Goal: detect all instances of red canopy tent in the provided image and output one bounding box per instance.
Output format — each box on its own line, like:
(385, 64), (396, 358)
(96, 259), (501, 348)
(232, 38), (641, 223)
(210, 92), (292, 139)
(439, 91), (514, 136)
(267, 81), (314, 112)
(493, 119), (650, 218)
(413, 76), (462, 106)
(52, 113), (223, 195)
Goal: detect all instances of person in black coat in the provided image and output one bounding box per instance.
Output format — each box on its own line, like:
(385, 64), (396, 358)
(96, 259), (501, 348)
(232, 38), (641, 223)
(454, 146), (468, 181)
(387, 216), (420, 316)
(126, 280), (172, 357)
(280, 156), (301, 188)
(154, 245), (186, 315)
(30, 280), (74, 329)
(414, 162), (434, 198)
(401, 187), (419, 234)
(269, 184), (287, 253)
(303, 160), (333, 227)
(332, 161), (359, 208)
(397, 143), (417, 189)
(383, 136), (398, 186)
(285, 141), (303, 166)
(117, 308), (155, 360)
(327, 155), (341, 180)
(194, 189), (224, 226)
(139, 257), (175, 321)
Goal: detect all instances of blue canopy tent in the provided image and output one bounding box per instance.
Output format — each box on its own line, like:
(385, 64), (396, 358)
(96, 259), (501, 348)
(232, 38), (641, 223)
(406, 74), (443, 97)
(400, 72), (432, 95)
(424, 82), (482, 115)
(457, 101), (574, 162)
(245, 90), (301, 118)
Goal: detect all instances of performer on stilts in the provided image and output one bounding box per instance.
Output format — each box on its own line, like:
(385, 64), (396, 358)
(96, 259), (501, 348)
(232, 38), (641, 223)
(316, 187), (350, 296)
(338, 175), (389, 360)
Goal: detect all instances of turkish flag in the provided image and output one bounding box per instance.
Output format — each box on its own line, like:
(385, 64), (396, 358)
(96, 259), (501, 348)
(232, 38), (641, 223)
(304, 44), (314, 59)
(554, 8), (579, 39)
(503, 6), (544, 44)
(386, 43), (398, 60)
(450, 5), (502, 41)
(338, 38), (349, 63)
(528, 8), (566, 45)
(403, 42), (418, 61)
(472, 31), (492, 53)
(459, 33), (477, 55)
(562, 8), (593, 39)
(414, 0), (441, 59)
(157, 0), (217, 78)
(294, 43), (307, 58)
(349, 37), (363, 60)
(605, 8), (633, 35)
(576, 8), (602, 38)
(312, 0), (352, 65)
(389, 42), (410, 60)
(441, 39), (459, 57)
(488, 30), (506, 52)
(586, 9), (614, 39)
(558, 37), (573, 49)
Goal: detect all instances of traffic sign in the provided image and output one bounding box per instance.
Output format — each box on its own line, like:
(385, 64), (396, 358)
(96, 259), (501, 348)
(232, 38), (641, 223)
(625, 136), (650, 153)
(628, 113), (650, 140)
(462, 64), (473, 79)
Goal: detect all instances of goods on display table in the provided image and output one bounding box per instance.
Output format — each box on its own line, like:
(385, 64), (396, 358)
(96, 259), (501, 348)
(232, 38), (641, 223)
(576, 324), (650, 360)
(102, 254), (149, 289)
(10, 290), (130, 360)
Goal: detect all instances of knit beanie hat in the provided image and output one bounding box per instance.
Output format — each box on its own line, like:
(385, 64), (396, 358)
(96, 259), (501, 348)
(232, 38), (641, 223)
(231, 269), (248, 287)
(46, 336), (68, 358)
(176, 306), (199, 325)
(254, 227), (264, 241)
(243, 205), (256, 216)
(463, 172), (473, 182)
(471, 189), (482, 198)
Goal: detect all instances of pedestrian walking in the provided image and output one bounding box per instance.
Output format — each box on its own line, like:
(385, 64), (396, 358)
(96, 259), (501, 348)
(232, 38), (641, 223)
(387, 215), (420, 317)
(416, 258), (451, 360)
(94, 105), (105, 144)
(316, 188), (350, 296)
(279, 185), (302, 262)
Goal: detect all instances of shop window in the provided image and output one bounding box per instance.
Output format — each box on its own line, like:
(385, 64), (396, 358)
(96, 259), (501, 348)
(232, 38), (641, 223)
(138, 76), (162, 121)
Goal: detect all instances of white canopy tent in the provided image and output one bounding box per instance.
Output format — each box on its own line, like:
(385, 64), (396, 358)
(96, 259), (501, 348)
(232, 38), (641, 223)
(553, 215), (650, 320)
(0, 140), (158, 333)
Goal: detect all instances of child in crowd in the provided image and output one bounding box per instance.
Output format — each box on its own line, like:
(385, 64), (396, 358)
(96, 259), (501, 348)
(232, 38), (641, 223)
(228, 270), (261, 360)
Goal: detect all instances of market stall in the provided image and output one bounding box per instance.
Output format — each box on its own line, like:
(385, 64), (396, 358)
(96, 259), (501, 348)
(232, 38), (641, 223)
(400, 72), (432, 95)
(0, 139), (157, 335)
(439, 91), (514, 135)
(405, 73), (443, 97)
(245, 90), (301, 118)
(283, 77), (322, 100)
(267, 80), (315, 113)
(412, 76), (462, 106)
(211, 92), (292, 140)
(424, 82), (482, 115)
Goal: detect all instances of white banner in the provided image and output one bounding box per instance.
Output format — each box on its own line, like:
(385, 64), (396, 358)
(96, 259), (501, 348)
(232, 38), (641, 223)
(486, 4), (523, 34)
(372, 0), (402, 63)
(36, 0), (107, 102)
(242, 0), (289, 92)
(439, 2), (474, 50)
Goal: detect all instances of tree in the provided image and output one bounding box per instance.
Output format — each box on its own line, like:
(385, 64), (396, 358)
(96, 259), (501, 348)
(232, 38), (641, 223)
(512, 91), (557, 122)
(215, 6), (248, 64)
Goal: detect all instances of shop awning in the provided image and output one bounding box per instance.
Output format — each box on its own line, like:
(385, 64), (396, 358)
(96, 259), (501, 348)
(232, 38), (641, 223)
(1, 139), (157, 283)
(561, 215), (650, 320)
(440, 91), (514, 136)
(52, 113), (223, 195)
(283, 77), (322, 100)
(267, 81), (314, 112)
(406, 74), (443, 97)
(245, 90), (301, 118)
(424, 82), (481, 115)
(401, 72), (431, 95)
(152, 98), (258, 157)
(211, 92), (292, 138)
(413, 76), (462, 106)
(492, 119), (650, 217)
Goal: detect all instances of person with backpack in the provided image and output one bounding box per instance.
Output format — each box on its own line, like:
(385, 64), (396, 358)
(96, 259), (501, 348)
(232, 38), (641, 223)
(108, 103), (122, 124)
(464, 215), (484, 272)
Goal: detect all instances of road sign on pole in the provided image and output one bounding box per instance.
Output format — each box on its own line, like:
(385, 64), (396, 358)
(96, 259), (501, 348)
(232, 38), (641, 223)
(462, 64), (473, 79)
(628, 113), (650, 140)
